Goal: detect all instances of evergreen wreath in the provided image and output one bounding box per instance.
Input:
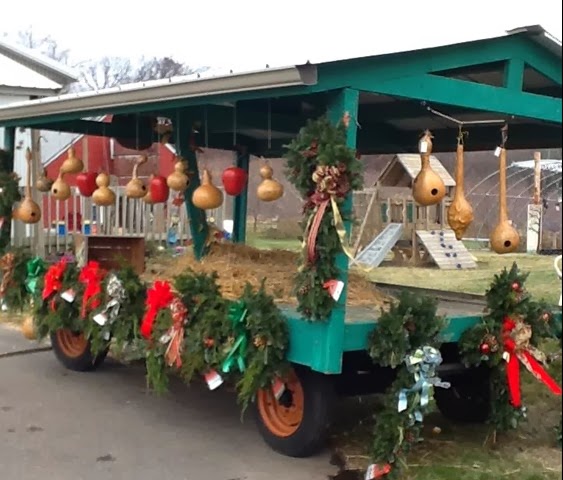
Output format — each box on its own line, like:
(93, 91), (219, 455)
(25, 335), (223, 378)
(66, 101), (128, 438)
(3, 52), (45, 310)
(0, 248), (33, 311)
(366, 292), (447, 479)
(0, 150), (22, 254)
(284, 115), (363, 321)
(459, 262), (561, 434)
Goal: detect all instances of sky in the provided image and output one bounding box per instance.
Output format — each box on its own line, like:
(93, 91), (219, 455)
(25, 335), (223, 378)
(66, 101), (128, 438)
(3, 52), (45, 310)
(0, 0), (562, 73)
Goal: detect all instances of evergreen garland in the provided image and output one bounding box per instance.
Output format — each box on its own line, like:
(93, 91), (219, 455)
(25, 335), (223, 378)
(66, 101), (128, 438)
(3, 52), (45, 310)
(0, 149), (22, 254)
(283, 115), (363, 321)
(367, 292), (447, 479)
(1, 248), (32, 311)
(459, 262), (559, 433)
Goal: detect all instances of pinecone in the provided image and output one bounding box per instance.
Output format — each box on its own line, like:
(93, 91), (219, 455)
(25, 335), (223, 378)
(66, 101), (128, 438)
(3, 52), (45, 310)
(253, 335), (267, 349)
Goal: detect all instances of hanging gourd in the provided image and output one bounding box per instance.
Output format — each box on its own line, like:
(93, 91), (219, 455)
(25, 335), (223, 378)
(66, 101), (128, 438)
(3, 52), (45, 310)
(222, 166), (248, 196)
(192, 169), (223, 210)
(92, 172), (116, 206)
(149, 174), (170, 203)
(412, 130), (446, 206)
(61, 146), (84, 174)
(167, 157), (190, 192)
(447, 130), (474, 240)
(50, 168), (71, 201)
(490, 126), (520, 254)
(13, 148), (42, 223)
(257, 161), (283, 202)
(126, 155), (148, 199)
(35, 167), (54, 193)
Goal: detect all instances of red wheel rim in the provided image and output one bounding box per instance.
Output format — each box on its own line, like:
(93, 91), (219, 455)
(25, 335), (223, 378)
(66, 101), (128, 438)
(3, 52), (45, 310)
(55, 329), (88, 358)
(257, 369), (304, 437)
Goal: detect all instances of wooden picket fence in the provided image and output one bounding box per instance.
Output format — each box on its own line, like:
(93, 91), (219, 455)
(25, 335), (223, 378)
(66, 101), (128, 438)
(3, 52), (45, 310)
(11, 184), (230, 256)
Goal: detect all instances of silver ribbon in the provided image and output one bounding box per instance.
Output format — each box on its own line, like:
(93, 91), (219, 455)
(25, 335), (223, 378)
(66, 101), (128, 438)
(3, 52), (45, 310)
(398, 346), (451, 425)
(101, 274), (126, 323)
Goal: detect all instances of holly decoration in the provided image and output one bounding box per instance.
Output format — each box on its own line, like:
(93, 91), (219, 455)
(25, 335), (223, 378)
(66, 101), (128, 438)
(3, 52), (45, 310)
(459, 262), (561, 434)
(284, 115), (363, 321)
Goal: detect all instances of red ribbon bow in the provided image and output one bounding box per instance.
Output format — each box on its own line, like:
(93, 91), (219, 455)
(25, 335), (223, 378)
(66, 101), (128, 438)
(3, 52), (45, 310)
(78, 261), (106, 319)
(42, 260), (67, 311)
(502, 316), (562, 408)
(140, 280), (174, 339)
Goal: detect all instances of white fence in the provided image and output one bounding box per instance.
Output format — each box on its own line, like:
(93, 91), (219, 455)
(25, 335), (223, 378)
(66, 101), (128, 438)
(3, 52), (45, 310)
(11, 184), (230, 256)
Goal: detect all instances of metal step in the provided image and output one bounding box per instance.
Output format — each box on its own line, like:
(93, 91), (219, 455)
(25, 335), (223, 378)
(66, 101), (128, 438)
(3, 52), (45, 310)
(354, 223), (404, 268)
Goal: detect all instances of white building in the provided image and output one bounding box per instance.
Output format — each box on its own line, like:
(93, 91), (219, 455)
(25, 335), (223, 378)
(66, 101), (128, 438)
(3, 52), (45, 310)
(0, 38), (78, 182)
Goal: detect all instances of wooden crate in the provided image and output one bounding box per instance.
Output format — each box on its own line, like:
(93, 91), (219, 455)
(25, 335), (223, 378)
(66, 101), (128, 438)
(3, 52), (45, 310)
(73, 234), (145, 274)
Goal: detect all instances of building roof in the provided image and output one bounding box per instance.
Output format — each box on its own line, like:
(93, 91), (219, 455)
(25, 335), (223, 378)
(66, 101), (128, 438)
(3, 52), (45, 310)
(378, 154), (456, 187)
(0, 38), (78, 93)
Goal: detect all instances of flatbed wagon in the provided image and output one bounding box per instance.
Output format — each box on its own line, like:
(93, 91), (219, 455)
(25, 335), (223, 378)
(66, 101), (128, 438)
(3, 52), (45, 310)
(1, 26), (561, 459)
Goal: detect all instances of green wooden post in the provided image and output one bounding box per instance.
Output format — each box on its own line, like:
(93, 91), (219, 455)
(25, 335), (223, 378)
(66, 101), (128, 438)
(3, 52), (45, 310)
(232, 148), (249, 243)
(175, 112), (209, 260)
(312, 88), (359, 373)
(2, 127), (16, 170)
(504, 58), (525, 91)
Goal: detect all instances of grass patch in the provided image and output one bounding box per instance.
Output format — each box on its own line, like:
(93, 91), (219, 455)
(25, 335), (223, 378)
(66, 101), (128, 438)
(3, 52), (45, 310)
(367, 252), (560, 304)
(331, 348), (563, 479)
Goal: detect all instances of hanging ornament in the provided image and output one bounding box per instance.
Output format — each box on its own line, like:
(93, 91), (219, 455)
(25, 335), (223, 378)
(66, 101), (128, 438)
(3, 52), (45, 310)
(412, 130), (446, 206)
(490, 126), (520, 254)
(192, 169), (223, 210)
(50, 167), (71, 201)
(447, 129), (474, 240)
(257, 161), (283, 202)
(13, 148), (42, 223)
(35, 167), (54, 193)
(221, 166), (248, 196)
(61, 146), (84, 174)
(92, 172), (116, 206)
(76, 171), (98, 197)
(480, 342), (491, 354)
(149, 174), (170, 203)
(125, 155), (148, 199)
(167, 157), (190, 192)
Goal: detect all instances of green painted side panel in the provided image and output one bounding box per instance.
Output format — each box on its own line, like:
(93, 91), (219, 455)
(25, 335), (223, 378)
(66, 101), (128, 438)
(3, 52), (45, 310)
(285, 311), (562, 373)
(355, 74), (562, 123)
(504, 58), (525, 91)
(232, 151), (249, 243)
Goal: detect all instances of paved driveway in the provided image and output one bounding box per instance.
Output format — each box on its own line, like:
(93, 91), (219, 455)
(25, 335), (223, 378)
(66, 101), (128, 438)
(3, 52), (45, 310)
(0, 324), (336, 480)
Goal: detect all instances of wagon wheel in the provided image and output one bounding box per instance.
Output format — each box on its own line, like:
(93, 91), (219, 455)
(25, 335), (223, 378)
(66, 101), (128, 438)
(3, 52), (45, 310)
(254, 366), (335, 458)
(50, 329), (108, 372)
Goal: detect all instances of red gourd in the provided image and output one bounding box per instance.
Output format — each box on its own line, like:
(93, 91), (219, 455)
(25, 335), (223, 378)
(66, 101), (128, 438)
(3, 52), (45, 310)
(149, 175), (170, 203)
(76, 171), (98, 197)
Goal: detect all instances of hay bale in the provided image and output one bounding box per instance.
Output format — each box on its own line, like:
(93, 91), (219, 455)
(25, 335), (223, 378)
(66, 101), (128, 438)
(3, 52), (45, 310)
(144, 243), (391, 309)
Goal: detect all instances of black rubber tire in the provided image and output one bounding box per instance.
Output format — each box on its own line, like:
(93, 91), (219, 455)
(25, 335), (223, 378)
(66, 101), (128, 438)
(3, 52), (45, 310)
(435, 366), (491, 423)
(50, 331), (108, 372)
(254, 366), (335, 458)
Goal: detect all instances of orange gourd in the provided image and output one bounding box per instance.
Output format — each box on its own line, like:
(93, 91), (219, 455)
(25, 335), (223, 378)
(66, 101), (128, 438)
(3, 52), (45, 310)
(490, 142), (520, 254)
(92, 173), (116, 206)
(35, 167), (54, 193)
(192, 169), (223, 210)
(257, 162), (283, 202)
(126, 155), (148, 199)
(61, 147), (84, 174)
(13, 148), (42, 223)
(167, 157), (189, 192)
(447, 134), (474, 240)
(412, 130), (446, 206)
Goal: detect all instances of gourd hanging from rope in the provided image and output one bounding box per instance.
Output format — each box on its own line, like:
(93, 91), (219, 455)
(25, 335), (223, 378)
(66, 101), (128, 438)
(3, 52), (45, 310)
(50, 164), (72, 202)
(60, 147), (84, 174)
(92, 172), (116, 206)
(167, 156), (190, 192)
(192, 169), (223, 210)
(35, 167), (54, 193)
(412, 130), (446, 206)
(13, 148), (42, 223)
(257, 161), (283, 202)
(490, 125), (520, 254)
(126, 155), (148, 198)
(447, 128), (474, 240)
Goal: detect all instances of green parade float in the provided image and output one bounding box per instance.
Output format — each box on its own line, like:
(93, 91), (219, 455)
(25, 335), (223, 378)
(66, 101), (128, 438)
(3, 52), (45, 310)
(0, 26), (561, 479)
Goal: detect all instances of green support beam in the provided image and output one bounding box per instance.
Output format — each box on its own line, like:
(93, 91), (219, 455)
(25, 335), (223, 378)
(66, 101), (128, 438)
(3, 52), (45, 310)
(232, 148), (250, 243)
(175, 112), (209, 260)
(354, 73), (562, 124)
(2, 127), (16, 170)
(309, 88), (359, 374)
(504, 58), (525, 91)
